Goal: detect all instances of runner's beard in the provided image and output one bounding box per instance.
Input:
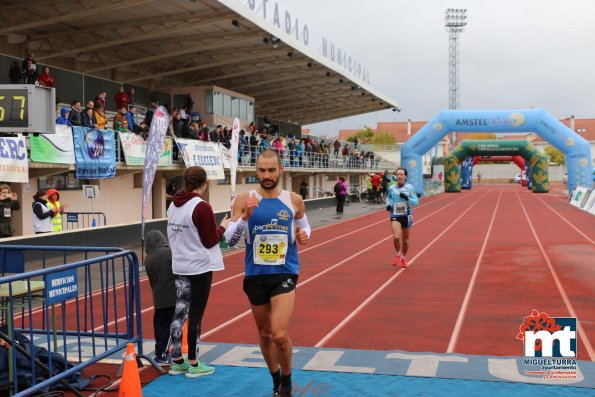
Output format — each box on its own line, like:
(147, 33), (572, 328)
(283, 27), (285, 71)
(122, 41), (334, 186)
(259, 177), (279, 190)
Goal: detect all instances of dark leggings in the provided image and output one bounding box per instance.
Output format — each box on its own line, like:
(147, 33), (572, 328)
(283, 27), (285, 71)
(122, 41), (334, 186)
(170, 272), (213, 361)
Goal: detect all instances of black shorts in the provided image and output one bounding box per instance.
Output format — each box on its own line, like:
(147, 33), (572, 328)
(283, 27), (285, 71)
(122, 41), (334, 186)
(390, 214), (413, 228)
(243, 273), (299, 306)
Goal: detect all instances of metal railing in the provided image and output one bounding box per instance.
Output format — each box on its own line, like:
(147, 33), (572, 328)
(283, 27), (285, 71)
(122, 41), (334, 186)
(0, 245), (153, 396)
(64, 212), (107, 230)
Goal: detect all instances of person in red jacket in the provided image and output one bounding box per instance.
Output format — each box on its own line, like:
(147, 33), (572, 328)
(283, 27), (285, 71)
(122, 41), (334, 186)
(371, 172), (382, 203)
(37, 66), (55, 87)
(114, 85), (130, 110)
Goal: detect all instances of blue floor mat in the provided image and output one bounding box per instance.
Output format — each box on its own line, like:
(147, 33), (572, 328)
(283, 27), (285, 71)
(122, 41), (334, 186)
(141, 365), (595, 397)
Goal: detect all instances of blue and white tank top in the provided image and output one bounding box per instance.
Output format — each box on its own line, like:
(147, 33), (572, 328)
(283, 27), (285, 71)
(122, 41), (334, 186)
(245, 190), (299, 276)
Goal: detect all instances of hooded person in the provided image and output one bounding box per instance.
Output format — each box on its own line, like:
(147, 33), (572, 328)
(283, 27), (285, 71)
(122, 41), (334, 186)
(46, 189), (67, 232)
(32, 189), (56, 234)
(144, 230), (176, 364)
(56, 107), (72, 126)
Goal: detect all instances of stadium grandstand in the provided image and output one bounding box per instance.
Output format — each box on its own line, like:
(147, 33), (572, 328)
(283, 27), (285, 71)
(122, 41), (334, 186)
(0, 0), (403, 239)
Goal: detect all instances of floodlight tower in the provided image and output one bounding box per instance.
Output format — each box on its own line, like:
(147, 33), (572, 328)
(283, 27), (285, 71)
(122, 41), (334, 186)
(445, 8), (467, 145)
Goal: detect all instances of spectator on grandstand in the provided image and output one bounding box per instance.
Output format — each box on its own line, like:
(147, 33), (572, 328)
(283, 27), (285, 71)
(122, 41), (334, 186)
(55, 107), (71, 126)
(94, 102), (107, 129)
(190, 112), (201, 125)
(127, 106), (140, 133)
(167, 166), (229, 377)
(178, 105), (189, 122)
(334, 176), (348, 215)
(210, 125), (221, 143)
(259, 134), (270, 152)
(37, 66), (55, 87)
(295, 140), (303, 167)
(68, 101), (82, 126)
(81, 107), (97, 129)
(145, 100), (158, 126)
(354, 136), (359, 149)
(248, 121), (257, 135)
(144, 229), (176, 365)
(272, 136), (284, 157)
(8, 62), (22, 84)
(94, 91), (107, 108)
(127, 87), (136, 105)
(195, 126), (207, 141)
(113, 106), (130, 132)
(22, 60), (38, 85)
(21, 53), (37, 72)
(114, 85), (130, 110)
(32, 189), (57, 234)
(333, 139), (341, 157)
(0, 184), (20, 238)
(287, 138), (296, 166)
(138, 121), (149, 140)
(172, 113), (185, 138)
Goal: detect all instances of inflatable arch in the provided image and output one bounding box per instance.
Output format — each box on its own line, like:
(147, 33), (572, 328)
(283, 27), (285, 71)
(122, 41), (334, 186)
(400, 109), (593, 196)
(444, 139), (549, 192)
(472, 155), (525, 170)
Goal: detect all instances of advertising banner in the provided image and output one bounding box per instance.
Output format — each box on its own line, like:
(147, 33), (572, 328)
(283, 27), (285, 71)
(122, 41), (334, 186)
(72, 127), (116, 179)
(0, 134), (28, 182)
(174, 138), (224, 180)
(30, 124), (75, 164)
(119, 132), (172, 166)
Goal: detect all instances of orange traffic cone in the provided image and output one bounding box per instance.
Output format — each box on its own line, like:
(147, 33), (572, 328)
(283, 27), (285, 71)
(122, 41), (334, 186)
(119, 343), (142, 397)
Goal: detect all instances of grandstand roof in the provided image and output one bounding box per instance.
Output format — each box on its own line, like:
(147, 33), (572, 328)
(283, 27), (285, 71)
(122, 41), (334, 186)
(0, 0), (400, 125)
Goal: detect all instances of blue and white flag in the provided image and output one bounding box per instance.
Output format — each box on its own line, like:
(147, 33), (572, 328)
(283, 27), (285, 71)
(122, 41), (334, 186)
(141, 106), (169, 239)
(72, 127), (116, 179)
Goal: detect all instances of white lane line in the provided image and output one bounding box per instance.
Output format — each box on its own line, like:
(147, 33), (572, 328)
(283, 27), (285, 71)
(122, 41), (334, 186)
(446, 191), (503, 352)
(532, 194), (595, 245)
(516, 192), (595, 362)
(314, 190), (492, 347)
(202, 191), (482, 339)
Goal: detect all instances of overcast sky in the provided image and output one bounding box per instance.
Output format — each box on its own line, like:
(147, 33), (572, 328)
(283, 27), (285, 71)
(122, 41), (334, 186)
(273, 0), (595, 135)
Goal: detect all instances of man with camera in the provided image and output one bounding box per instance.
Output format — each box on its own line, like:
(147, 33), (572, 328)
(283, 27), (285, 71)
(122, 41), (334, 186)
(0, 184), (20, 238)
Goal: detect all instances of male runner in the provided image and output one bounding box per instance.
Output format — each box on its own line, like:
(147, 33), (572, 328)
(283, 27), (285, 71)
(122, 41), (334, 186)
(224, 148), (311, 397)
(386, 168), (419, 268)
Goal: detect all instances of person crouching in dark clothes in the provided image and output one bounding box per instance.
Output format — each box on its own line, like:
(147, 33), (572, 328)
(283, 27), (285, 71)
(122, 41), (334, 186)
(144, 230), (177, 365)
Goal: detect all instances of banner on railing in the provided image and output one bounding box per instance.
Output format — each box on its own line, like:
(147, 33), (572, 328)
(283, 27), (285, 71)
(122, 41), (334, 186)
(72, 127), (116, 179)
(119, 132), (172, 166)
(30, 124), (75, 164)
(174, 138), (224, 180)
(0, 134), (28, 183)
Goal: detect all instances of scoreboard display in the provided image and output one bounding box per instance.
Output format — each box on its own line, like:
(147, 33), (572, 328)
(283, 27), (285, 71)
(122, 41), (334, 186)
(0, 85), (56, 133)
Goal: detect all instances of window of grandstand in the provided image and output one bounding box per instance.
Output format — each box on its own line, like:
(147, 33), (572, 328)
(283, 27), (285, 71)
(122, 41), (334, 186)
(213, 91), (223, 115)
(38, 172), (85, 190)
(244, 175), (259, 184)
(217, 175), (231, 185)
(205, 90), (214, 114)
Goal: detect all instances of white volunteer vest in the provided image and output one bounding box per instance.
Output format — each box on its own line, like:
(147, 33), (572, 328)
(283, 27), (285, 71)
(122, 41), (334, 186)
(33, 202), (53, 233)
(167, 196), (224, 275)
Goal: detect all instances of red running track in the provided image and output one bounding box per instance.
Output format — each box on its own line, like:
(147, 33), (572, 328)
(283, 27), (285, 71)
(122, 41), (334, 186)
(50, 184), (595, 361)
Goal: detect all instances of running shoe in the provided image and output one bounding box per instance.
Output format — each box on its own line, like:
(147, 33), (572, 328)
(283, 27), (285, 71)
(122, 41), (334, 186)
(400, 257), (409, 268)
(168, 359), (189, 375)
(154, 352), (171, 366)
(186, 361), (215, 378)
(391, 255), (401, 267)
